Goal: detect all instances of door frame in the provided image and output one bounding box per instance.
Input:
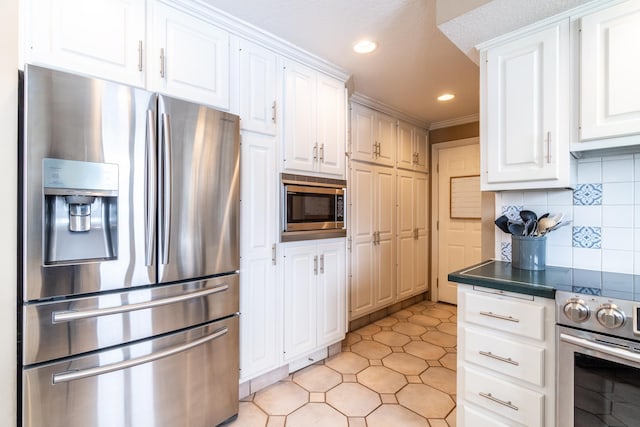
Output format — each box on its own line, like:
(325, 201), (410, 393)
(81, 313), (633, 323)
(430, 137), (479, 302)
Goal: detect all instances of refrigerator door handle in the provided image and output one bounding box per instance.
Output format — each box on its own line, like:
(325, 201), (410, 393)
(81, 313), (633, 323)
(161, 113), (173, 265)
(145, 109), (157, 267)
(52, 284), (230, 323)
(52, 326), (229, 384)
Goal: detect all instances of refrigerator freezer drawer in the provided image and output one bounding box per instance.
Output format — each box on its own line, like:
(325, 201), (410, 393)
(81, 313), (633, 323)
(23, 315), (239, 427)
(23, 274), (238, 365)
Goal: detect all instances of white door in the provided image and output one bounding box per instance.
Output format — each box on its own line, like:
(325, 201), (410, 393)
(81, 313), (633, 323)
(283, 60), (316, 174)
(374, 166), (396, 306)
(350, 103), (376, 163)
(316, 242), (346, 346)
(396, 170), (415, 299)
(414, 172), (429, 293)
(375, 112), (397, 167)
(437, 143), (481, 304)
(396, 121), (414, 170)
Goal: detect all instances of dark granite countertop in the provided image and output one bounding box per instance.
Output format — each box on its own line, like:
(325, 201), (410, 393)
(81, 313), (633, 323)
(448, 260), (640, 300)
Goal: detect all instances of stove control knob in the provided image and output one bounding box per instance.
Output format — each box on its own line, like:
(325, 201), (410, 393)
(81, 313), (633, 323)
(596, 304), (625, 329)
(563, 298), (590, 322)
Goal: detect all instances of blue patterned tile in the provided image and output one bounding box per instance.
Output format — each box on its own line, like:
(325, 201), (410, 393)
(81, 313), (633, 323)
(573, 184), (602, 206)
(571, 286), (602, 296)
(501, 242), (512, 262)
(501, 205), (523, 221)
(573, 226), (602, 249)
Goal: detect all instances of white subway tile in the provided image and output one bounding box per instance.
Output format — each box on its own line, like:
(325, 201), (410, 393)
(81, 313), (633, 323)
(573, 247), (602, 270)
(546, 245), (572, 267)
(603, 182), (634, 205)
(547, 190), (573, 205)
(635, 252), (640, 275)
(577, 160), (602, 183)
(602, 205), (634, 228)
(546, 223), (572, 246)
(602, 250), (634, 274)
(523, 191), (548, 205)
(603, 158), (634, 183)
(573, 206), (602, 227)
(500, 191), (524, 205)
(602, 227), (634, 251)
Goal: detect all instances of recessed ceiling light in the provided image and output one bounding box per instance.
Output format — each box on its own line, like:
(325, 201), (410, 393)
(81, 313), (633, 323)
(437, 93), (455, 101)
(353, 40), (377, 54)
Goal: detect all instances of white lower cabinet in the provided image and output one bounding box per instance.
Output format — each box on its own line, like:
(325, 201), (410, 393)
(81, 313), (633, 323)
(282, 239), (346, 362)
(456, 284), (555, 427)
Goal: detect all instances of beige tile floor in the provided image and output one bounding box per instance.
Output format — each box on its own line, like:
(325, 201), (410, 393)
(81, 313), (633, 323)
(231, 301), (457, 427)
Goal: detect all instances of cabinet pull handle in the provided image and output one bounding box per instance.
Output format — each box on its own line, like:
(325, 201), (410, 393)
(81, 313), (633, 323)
(138, 40), (143, 72)
(320, 144), (325, 162)
(546, 131), (552, 164)
(160, 48), (165, 78)
(271, 101), (276, 123)
(479, 350), (519, 366)
(479, 311), (520, 323)
(376, 231), (380, 245)
(320, 254), (324, 274)
(272, 243), (276, 266)
(313, 255), (318, 275)
(376, 142), (381, 157)
(479, 392), (519, 411)
(313, 142), (318, 161)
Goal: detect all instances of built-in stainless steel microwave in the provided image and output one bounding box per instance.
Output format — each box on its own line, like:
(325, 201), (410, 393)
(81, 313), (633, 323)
(281, 174), (346, 242)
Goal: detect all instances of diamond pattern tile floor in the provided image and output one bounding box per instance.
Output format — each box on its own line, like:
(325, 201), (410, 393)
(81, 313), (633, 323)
(231, 301), (457, 427)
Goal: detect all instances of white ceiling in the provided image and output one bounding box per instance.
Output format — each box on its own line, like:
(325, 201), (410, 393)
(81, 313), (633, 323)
(203, 0), (592, 126)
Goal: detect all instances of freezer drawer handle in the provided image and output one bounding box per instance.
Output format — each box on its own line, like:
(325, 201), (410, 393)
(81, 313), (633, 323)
(52, 326), (229, 384)
(52, 285), (229, 323)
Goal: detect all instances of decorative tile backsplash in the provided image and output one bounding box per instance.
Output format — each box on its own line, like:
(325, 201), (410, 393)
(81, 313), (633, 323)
(496, 153), (640, 274)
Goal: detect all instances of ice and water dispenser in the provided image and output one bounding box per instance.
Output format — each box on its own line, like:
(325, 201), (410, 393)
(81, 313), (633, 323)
(43, 158), (119, 264)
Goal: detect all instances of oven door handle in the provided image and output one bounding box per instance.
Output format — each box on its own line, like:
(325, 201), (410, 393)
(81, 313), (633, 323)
(560, 333), (640, 364)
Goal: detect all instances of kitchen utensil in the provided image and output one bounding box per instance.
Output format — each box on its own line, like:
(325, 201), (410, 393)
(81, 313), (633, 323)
(508, 222), (525, 236)
(537, 217), (557, 235)
(520, 210), (538, 223)
(494, 215), (511, 234)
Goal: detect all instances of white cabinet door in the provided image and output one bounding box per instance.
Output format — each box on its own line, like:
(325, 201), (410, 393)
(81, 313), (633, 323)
(317, 242), (346, 346)
(396, 170), (428, 299)
(283, 61), (317, 173)
(350, 103), (376, 162)
(414, 127), (429, 173)
(283, 244), (317, 360)
(349, 162), (396, 319)
(482, 19), (570, 189)
(239, 132), (279, 380)
(375, 112), (397, 167)
(148, 1), (230, 109)
(317, 74), (346, 177)
(349, 162), (376, 319)
(580, 0), (640, 140)
(25, 0), (145, 86)
(396, 121), (414, 170)
(238, 39), (277, 135)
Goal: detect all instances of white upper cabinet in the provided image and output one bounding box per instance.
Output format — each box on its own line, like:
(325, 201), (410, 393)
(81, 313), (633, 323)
(238, 39), (278, 135)
(350, 103), (397, 167)
(481, 18), (572, 190)
(283, 60), (346, 178)
(148, 1), (230, 109)
(397, 121), (428, 172)
(24, 0), (146, 87)
(579, 0), (640, 142)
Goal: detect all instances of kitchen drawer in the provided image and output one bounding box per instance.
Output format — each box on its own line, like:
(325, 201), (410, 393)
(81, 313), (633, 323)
(462, 366), (544, 427)
(463, 327), (545, 386)
(462, 290), (545, 341)
(459, 402), (513, 427)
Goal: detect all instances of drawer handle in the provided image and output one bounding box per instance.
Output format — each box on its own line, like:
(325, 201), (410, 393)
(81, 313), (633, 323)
(479, 311), (520, 323)
(479, 392), (519, 411)
(479, 350), (519, 366)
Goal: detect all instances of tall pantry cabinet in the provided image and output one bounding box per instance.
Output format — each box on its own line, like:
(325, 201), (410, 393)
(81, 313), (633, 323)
(348, 102), (429, 321)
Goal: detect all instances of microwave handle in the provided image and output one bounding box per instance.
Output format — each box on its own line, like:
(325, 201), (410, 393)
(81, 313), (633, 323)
(342, 187), (347, 231)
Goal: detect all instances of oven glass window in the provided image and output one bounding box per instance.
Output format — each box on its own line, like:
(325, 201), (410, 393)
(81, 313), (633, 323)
(287, 193), (335, 223)
(574, 353), (640, 426)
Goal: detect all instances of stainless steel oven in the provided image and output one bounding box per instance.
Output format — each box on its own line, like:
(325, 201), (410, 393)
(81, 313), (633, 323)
(557, 290), (640, 427)
(281, 174), (346, 241)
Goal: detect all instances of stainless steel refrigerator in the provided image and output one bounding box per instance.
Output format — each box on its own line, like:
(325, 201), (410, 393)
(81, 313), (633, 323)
(19, 65), (240, 427)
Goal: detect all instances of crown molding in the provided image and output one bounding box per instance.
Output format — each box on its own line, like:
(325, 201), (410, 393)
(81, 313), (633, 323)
(429, 114), (479, 130)
(350, 92), (429, 129)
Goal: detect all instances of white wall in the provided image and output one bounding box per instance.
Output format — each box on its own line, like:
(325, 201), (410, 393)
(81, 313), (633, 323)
(0, 0), (18, 424)
(496, 153), (640, 274)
